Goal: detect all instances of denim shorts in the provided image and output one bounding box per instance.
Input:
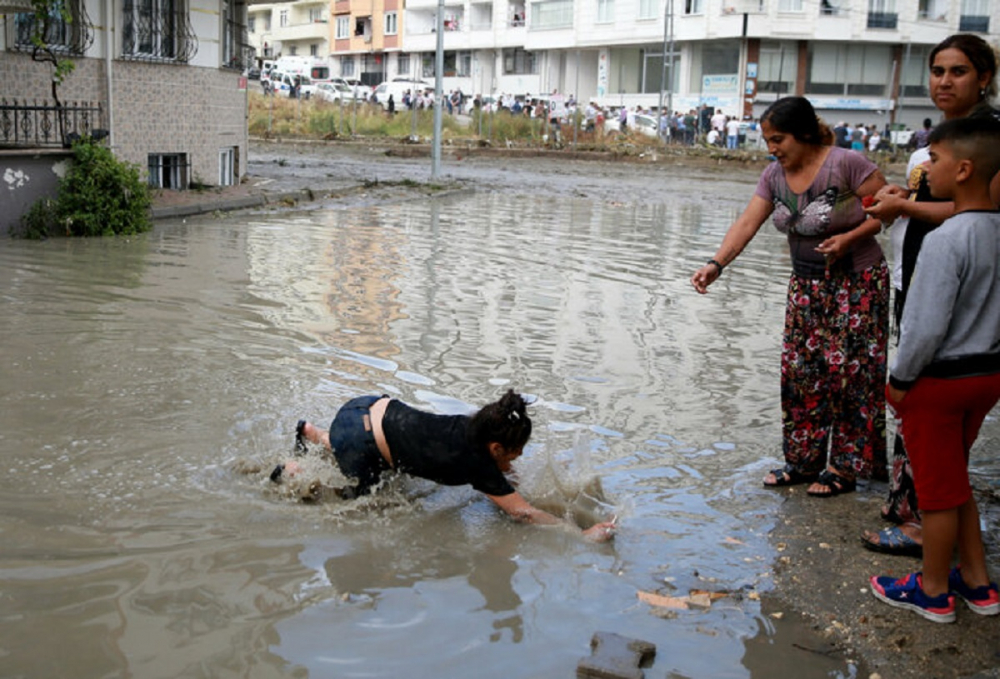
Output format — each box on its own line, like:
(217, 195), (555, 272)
(329, 395), (390, 495)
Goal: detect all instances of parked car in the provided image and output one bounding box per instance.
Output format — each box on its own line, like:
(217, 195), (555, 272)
(245, 66), (261, 80)
(604, 112), (660, 138)
(272, 72), (317, 99)
(316, 81), (358, 103)
(333, 78), (373, 100)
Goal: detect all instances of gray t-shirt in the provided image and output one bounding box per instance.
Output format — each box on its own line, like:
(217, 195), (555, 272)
(890, 210), (1000, 388)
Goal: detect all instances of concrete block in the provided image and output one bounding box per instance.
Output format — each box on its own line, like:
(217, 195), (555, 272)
(577, 631), (656, 679)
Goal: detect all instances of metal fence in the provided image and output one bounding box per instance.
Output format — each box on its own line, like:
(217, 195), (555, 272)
(0, 99), (105, 148)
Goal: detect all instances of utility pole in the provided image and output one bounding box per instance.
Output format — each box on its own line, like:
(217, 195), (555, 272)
(431, 0), (445, 177)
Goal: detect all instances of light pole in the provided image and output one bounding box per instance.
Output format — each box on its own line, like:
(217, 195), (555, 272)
(656, 0), (674, 145)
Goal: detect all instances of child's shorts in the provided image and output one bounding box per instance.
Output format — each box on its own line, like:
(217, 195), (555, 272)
(891, 373), (1000, 511)
(329, 395), (391, 495)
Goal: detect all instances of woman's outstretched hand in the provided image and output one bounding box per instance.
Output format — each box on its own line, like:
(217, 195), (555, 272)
(583, 520), (617, 542)
(690, 263), (721, 294)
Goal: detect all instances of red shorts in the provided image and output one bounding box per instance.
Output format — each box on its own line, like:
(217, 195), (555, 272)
(888, 373), (1000, 511)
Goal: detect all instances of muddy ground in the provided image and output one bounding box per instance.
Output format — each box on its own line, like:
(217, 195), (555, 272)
(160, 139), (1000, 679)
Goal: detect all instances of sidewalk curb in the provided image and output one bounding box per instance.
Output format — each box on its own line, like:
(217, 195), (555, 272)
(150, 189), (314, 220)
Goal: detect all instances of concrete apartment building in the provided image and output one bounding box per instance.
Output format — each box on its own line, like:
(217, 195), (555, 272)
(398, 0), (1000, 126)
(247, 0), (330, 62)
(249, 0), (992, 127)
(1, 0), (251, 226)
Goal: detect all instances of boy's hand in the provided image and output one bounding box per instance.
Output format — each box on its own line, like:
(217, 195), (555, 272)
(886, 384), (908, 408)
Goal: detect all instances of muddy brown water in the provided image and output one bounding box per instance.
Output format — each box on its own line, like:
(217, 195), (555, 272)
(7, 161), (991, 678)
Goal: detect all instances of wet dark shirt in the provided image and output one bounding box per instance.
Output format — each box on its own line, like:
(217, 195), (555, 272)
(382, 400), (515, 497)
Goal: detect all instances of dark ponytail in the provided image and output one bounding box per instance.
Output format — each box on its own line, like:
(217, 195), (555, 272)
(468, 389), (532, 452)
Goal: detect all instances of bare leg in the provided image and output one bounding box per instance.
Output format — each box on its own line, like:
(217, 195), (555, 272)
(920, 507), (959, 598)
(956, 497), (991, 588)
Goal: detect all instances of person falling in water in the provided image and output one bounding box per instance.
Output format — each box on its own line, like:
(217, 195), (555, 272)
(272, 390), (617, 542)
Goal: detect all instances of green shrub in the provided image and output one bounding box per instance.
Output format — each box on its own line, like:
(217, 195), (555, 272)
(15, 137), (151, 238)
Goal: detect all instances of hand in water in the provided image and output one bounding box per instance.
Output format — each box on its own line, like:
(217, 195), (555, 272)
(583, 520), (617, 542)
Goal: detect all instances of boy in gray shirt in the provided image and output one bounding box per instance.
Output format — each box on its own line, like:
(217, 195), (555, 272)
(870, 116), (1000, 623)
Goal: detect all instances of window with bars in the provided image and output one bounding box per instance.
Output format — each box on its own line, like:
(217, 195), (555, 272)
(221, 0), (249, 70)
(122, 0), (198, 61)
(10, 0), (95, 55)
(385, 11), (397, 34)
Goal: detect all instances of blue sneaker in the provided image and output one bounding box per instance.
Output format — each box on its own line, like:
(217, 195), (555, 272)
(949, 567), (1000, 616)
(869, 572), (956, 623)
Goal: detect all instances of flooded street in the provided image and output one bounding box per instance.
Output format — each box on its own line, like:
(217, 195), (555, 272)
(2, 154), (968, 677)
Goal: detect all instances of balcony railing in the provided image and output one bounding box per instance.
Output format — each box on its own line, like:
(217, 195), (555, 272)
(0, 99), (105, 149)
(959, 14), (989, 31)
(866, 11), (897, 28)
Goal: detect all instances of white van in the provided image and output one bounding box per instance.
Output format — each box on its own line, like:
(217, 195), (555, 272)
(373, 79), (429, 110)
(275, 56), (330, 83)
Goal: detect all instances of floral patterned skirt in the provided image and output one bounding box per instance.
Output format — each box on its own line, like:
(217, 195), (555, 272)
(780, 259), (889, 481)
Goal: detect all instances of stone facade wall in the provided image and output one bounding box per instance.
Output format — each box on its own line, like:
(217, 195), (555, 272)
(1, 52), (248, 187)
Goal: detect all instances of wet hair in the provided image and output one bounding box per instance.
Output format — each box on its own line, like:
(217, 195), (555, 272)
(468, 389), (532, 452)
(927, 115), (1000, 182)
(929, 34), (998, 102)
(760, 97), (834, 146)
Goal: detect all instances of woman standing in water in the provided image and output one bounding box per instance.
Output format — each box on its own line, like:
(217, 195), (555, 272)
(273, 389), (617, 541)
(862, 33), (1000, 555)
(691, 96), (888, 497)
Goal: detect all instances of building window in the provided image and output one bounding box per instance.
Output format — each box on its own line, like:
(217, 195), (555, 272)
(867, 0), (897, 28)
(420, 51), (469, 77)
(308, 7), (323, 22)
(122, 0), (198, 61)
(219, 147), (236, 186)
(596, 0), (614, 22)
(221, 0), (248, 70)
(148, 153), (188, 189)
(335, 15), (350, 38)
(778, 0), (803, 10)
(918, 0), (944, 19)
(503, 47), (537, 74)
(899, 45), (930, 97)
(310, 44), (317, 56)
(263, 16), (270, 30)
(279, 9), (288, 27)
(398, 52), (411, 77)
(340, 55), (355, 76)
(756, 41), (795, 94)
(959, 0), (990, 31)
(10, 0), (95, 55)
(530, 0), (573, 28)
(638, 0), (658, 19)
(247, 15), (255, 32)
(384, 11), (398, 34)
(808, 42), (891, 96)
(684, 0), (702, 14)
(289, 45), (297, 55)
